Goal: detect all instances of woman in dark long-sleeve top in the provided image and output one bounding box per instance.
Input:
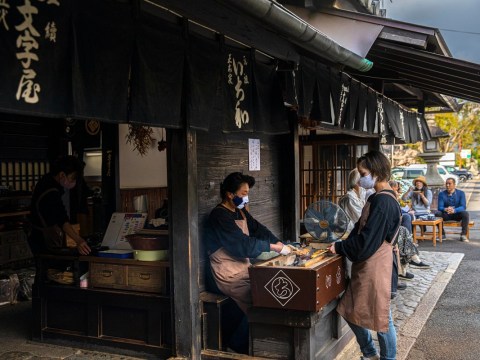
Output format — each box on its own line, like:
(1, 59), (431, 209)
(205, 172), (289, 314)
(329, 150), (401, 360)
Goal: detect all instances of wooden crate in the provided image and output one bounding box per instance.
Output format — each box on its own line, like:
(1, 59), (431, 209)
(249, 254), (345, 312)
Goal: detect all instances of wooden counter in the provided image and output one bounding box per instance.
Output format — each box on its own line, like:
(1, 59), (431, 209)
(32, 255), (172, 357)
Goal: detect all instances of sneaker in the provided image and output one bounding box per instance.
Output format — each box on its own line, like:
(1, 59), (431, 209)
(397, 282), (407, 290)
(409, 260), (431, 269)
(461, 235), (470, 242)
(361, 354), (380, 360)
(399, 272), (415, 281)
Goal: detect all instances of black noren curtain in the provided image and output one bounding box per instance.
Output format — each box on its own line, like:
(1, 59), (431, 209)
(330, 72), (350, 127)
(0, 0), (72, 116)
(311, 63), (331, 123)
(252, 62), (289, 134)
(282, 71), (298, 108)
(221, 46), (254, 133)
(356, 84), (368, 132)
(295, 58), (316, 118)
(130, 14), (185, 128)
(345, 79), (359, 130)
(187, 34), (222, 131)
(402, 112), (415, 143)
(384, 99), (405, 141)
(418, 114), (432, 141)
(72, 0), (133, 122)
(366, 89), (378, 134)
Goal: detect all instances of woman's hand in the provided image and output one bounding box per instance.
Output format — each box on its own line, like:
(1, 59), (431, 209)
(76, 240), (91, 255)
(327, 243), (336, 254)
(270, 241), (285, 253)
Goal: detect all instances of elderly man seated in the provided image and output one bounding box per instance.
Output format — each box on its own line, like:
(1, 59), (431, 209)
(435, 177), (470, 242)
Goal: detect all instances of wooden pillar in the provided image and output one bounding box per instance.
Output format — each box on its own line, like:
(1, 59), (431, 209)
(167, 127), (201, 359)
(283, 110), (301, 241)
(101, 123), (119, 229)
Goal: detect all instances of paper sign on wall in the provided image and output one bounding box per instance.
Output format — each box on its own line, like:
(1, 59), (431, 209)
(249, 138), (260, 171)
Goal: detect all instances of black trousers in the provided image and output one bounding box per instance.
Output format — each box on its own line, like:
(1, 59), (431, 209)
(434, 211), (470, 235)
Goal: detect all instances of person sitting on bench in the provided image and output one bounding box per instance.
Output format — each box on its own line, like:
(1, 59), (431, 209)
(401, 175), (432, 219)
(435, 177), (470, 242)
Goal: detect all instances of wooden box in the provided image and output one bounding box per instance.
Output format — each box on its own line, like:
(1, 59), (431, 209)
(249, 254), (345, 312)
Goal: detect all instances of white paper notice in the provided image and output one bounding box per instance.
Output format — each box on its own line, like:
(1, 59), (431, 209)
(249, 138), (260, 171)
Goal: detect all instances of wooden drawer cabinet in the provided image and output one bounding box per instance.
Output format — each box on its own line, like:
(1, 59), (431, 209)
(90, 263), (126, 289)
(86, 257), (169, 295)
(128, 265), (166, 293)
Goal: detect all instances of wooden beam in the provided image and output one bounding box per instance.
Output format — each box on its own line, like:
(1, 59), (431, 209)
(167, 127), (201, 358)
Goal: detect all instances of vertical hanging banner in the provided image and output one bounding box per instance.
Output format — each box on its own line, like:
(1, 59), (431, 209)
(0, 0), (72, 116)
(222, 46), (254, 132)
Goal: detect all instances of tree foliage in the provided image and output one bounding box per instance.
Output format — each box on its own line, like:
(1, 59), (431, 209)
(435, 102), (480, 154)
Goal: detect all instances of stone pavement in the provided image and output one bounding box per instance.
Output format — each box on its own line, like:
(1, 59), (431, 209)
(335, 250), (464, 360)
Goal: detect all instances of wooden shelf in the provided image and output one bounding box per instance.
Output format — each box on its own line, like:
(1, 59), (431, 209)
(0, 210), (30, 218)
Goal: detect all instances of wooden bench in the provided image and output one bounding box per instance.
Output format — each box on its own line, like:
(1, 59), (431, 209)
(443, 220), (475, 238)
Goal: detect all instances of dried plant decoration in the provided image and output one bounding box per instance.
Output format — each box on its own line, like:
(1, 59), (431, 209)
(126, 124), (154, 156)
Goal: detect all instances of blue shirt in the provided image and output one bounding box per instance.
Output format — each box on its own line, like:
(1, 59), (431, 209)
(437, 189), (466, 213)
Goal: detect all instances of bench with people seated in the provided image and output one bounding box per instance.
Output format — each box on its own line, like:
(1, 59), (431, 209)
(443, 220), (475, 239)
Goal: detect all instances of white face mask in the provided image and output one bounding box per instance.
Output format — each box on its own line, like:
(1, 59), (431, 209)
(233, 195), (249, 209)
(359, 173), (376, 189)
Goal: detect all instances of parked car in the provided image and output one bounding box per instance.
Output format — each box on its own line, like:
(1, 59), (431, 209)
(443, 165), (473, 182)
(391, 164), (460, 184)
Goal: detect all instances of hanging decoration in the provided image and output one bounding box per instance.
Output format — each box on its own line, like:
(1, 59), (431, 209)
(125, 124), (153, 156)
(157, 128), (167, 152)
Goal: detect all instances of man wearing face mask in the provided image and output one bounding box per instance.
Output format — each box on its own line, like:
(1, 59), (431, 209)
(205, 172), (289, 353)
(28, 156), (91, 256)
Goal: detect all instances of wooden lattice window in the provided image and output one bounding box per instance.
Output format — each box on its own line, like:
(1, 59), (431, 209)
(0, 160), (49, 192)
(300, 141), (369, 213)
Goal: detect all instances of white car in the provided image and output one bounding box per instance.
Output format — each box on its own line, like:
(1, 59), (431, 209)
(408, 164), (460, 184)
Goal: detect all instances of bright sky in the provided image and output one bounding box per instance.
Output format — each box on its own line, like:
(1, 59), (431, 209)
(383, 0), (480, 64)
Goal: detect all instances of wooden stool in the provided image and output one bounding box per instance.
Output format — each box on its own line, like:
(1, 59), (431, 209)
(412, 218), (443, 246)
(200, 291), (232, 350)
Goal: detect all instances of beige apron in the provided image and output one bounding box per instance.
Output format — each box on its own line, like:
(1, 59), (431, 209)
(337, 191), (398, 332)
(210, 210), (252, 314)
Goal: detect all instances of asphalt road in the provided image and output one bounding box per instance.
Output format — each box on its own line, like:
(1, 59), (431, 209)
(406, 179), (480, 360)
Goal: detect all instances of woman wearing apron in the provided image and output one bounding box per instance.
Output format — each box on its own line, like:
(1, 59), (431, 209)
(207, 172), (289, 312)
(206, 172), (290, 353)
(328, 150), (401, 360)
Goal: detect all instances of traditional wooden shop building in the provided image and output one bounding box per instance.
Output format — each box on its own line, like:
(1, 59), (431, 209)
(2, 0), (480, 359)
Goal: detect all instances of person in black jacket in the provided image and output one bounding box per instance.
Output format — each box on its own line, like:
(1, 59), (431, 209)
(205, 172), (289, 353)
(328, 150), (401, 360)
(29, 156), (91, 255)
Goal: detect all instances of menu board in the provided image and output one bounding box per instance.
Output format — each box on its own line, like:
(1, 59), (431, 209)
(101, 212), (148, 249)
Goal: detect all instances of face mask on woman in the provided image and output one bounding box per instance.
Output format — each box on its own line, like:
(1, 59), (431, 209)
(359, 173), (376, 189)
(233, 195), (249, 209)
